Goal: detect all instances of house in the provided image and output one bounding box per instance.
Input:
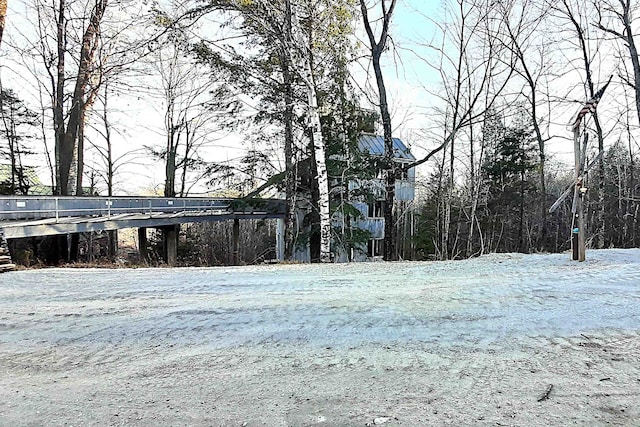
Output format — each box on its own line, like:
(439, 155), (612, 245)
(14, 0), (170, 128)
(293, 134), (417, 262)
(344, 134), (416, 261)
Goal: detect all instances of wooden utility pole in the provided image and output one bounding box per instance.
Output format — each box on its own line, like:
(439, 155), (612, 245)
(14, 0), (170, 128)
(549, 151), (603, 259)
(554, 75), (612, 262)
(571, 128), (586, 261)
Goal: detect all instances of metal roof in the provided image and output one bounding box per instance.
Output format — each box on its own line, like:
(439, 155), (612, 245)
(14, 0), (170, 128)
(358, 134), (416, 161)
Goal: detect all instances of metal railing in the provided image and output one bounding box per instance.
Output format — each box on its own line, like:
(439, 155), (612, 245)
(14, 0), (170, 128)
(0, 196), (284, 222)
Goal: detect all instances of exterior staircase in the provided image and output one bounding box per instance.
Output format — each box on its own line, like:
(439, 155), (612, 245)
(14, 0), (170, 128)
(0, 229), (15, 272)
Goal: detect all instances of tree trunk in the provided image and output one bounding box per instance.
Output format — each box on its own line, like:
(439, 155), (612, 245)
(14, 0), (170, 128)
(628, 130), (636, 246)
(54, 0), (67, 195)
(75, 100), (86, 195)
(375, 48), (397, 261)
(467, 122), (476, 257)
(621, 9), (640, 128)
(0, 0), (7, 47)
(308, 151), (321, 262)
(280, 50), (296, 260)
(287, 0), (331, 262)
(102, 84), (114, 196)
(519, 169), (525, 252)
(435, 151), (446, 259)
(56, 0), (107, 195)
(165, 127), (176, 197)
(531, 116), (547, 251)
(442, 179), (451, 260)
(567, 0), (606, 249)
(360, 0), (398, 261)
(232, 218), (240, 265)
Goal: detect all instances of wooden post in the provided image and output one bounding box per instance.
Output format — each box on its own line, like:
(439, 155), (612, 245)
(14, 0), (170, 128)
(566, 75), (612, 261)
(232, 218), (240, 265)
(276, 217), (285, 262)
(89, 232), (94, 263)
(163, 225), (178, 266)
(138, 227), (148, 264)
(572, 128), (586, 262)
(578, 203), (586, 261)
(107, 230), (118, 260)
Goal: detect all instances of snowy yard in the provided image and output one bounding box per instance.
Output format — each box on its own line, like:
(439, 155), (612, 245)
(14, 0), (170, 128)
(1, 249), (639, 426)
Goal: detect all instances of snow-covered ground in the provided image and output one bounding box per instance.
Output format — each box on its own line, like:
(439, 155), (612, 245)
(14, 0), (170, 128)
(1, 249), (639, 426)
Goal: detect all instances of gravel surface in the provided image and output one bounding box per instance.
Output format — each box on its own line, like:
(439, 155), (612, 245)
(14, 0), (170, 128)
(1, 249), (639, 426)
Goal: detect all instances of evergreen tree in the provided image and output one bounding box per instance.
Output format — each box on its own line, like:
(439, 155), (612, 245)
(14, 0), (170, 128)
(482, 125), (538, 253)
(0, 87), (39, 195)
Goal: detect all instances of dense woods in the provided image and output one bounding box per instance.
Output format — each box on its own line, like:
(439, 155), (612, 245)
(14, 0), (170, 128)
(1, 0), (640, 264)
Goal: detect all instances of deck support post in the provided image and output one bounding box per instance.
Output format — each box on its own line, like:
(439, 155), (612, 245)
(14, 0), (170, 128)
(276, 217), (285, 262)
(138, 227), (148, 264)
(162, 225), (178, 266)
(232, 218), (240, 265)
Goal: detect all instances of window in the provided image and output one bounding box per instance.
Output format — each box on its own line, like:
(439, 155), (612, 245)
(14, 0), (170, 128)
(367, 201), (384, 218)
(367, 239), (384, 257)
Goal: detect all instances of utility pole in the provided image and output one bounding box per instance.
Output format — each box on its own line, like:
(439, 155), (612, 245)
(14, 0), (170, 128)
(571, 129), (586, 261)
(552, 75), (612, 262)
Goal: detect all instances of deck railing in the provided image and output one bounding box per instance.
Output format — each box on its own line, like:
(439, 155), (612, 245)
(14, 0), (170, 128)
(0, 196), (285, 221)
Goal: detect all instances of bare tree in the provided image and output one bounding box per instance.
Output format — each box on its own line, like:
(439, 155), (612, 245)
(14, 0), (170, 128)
(593, 1), (639, 127)
(146, 5), (237, 198)
(1, 0), (160, 261)
(54, 0), (108, 195)
(496, 0), (557, 250)
(359, 0), (398, 261)
(155, 44), (215, 197)
(408, 0), (515, 259)
(549, 0), (608, 247)
(11, 0), (155, 197)
(84, 81), (145, 196)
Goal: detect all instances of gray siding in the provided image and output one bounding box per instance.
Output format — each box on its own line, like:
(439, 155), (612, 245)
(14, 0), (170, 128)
(347, 170), (415, 201)
(355, 218), (385, 239)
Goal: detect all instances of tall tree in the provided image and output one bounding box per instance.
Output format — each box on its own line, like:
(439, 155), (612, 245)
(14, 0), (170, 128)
(190, 0), (352, 262)
(497, 0), (555, 250)
(408, 0), (515, 259)
(595, 0), (640, 127)
(359, 0), (398, 261)
(18, 0), (153, 197)
(0, 85), (39, 194)
(483, 120), (537, 253)
(156, 44), (217, 197)
(199, 0), (303, 259)
(54, 0), (108, 195)
(285, 0), (332, 262)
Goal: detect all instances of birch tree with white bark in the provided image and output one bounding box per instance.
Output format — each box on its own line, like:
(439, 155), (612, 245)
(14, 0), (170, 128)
(193, 0), (336, 261)
(284, 0), (332, 262)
